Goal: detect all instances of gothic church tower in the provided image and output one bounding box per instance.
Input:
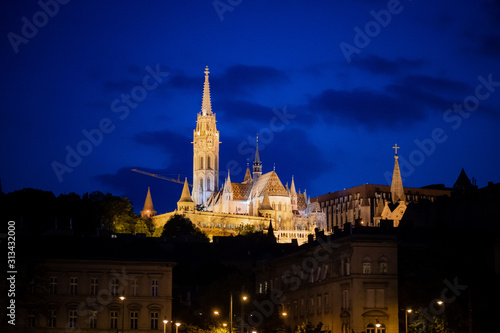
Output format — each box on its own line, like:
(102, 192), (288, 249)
(193, 67), (220, 205)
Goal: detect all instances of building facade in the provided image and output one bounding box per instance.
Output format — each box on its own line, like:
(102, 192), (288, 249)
(14, 237), (175, 333)
(255, 233), (399, 333)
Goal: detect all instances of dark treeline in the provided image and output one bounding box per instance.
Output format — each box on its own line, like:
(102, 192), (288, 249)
(0, 188), (154, 235)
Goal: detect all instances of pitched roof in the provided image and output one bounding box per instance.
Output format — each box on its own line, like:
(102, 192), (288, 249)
(141, 187), (156, 213)
(231, 182), (253, 200)
(454, 168), (472, 190)
(178, 178), (193, 202)
(251, 171), (288, 197)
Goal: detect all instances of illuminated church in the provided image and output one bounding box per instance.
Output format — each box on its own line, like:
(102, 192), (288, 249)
(150, 67), (326, 243)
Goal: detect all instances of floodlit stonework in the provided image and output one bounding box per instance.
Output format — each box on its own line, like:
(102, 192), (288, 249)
(151, 67), (326, 244)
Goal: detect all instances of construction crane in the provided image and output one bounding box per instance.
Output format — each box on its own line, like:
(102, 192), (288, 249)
(131, 169), (193, 187)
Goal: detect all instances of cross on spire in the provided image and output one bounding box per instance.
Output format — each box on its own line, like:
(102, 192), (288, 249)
(393, 143), (400, 155)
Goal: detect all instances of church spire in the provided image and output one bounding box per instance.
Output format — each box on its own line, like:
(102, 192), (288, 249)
(391, 144), (405, 204)
(253, 135), (262, 181)
(290, 176), (296, 194)
(141, 187), (157, 218)
(201, 66), (212, 115)
(179, 178), (193, 203)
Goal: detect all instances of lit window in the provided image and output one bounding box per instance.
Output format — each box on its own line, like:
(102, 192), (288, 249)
(363, 263), (371, 274)
(366, 323), (375, 333)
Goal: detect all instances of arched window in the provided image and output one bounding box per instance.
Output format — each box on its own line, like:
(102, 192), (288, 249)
(200, 156), (204, 169)
(207, 177), (211, 191)
(207, 155), (211, 169)
(366, 324), (375, 333)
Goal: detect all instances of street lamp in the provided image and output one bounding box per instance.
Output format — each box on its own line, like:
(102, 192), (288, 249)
(163, 318), (168, 333)
(119, 296), (126, 333)
(241, 296), (248, 333)
(175, 322), (181, 333)
(230, 293), (233, 333)
(405, 309), (412, 333)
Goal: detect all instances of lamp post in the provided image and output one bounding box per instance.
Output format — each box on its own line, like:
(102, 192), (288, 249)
(241, 296), (248, 333)
(119, 296), (126, 333)
(230, 293), (233, 333)
(436, 300), (445, 332)
(175, 322), (181, 333)
(405, 309), (412, 333)
(163, 318), (168, 333)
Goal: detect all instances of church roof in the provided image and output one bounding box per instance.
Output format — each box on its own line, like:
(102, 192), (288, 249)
(231, 182), (253, 200)
(297, 192), (307, 210)
(251, 171), (288, 197)
(178, 178), (193, 202)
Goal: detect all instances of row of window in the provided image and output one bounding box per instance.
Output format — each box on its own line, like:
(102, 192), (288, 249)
(27, 309), (163, 330)
(258, 257), (388, 295)
(45, 277), (160, 296)
(321, 192), (436, 207)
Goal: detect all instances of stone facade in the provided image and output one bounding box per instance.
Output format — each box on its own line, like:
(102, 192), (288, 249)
(151, 68), (326, 244)
(16, 258), (174, 333)
(255, 233), (399, 333)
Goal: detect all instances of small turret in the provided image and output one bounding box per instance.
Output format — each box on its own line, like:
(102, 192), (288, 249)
(141, 187), (157, 218)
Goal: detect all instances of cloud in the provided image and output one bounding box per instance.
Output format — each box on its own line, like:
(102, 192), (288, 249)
(308, 88), (425, 127)
(399, 75), (472, 95)
(95, 166), (183, 213)
(165, 64), (289, 97)
(219, 128), (335, 190)
(133, 129), (192, 172)
(480, 34), (500, 58)
(217, 99), (280, 125)
(351, 55), (424, 75)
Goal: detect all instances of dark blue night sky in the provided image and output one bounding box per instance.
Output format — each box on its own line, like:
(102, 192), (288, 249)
(1, 0), (499, 214)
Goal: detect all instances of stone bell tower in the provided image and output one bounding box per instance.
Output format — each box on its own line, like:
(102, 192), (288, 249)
(192, 67), (220, 206)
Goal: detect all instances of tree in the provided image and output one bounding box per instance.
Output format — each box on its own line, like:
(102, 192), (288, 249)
(235, 224), (255, 236)
(161, 214), (208, 241)
(296, 322), (323, 333)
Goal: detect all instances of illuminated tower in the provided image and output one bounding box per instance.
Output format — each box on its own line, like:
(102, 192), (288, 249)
(390, 144), (405, 204)
(140, 187), (156, 218)
(192, 67), (220, 206)
(252, 136), (262, 182)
